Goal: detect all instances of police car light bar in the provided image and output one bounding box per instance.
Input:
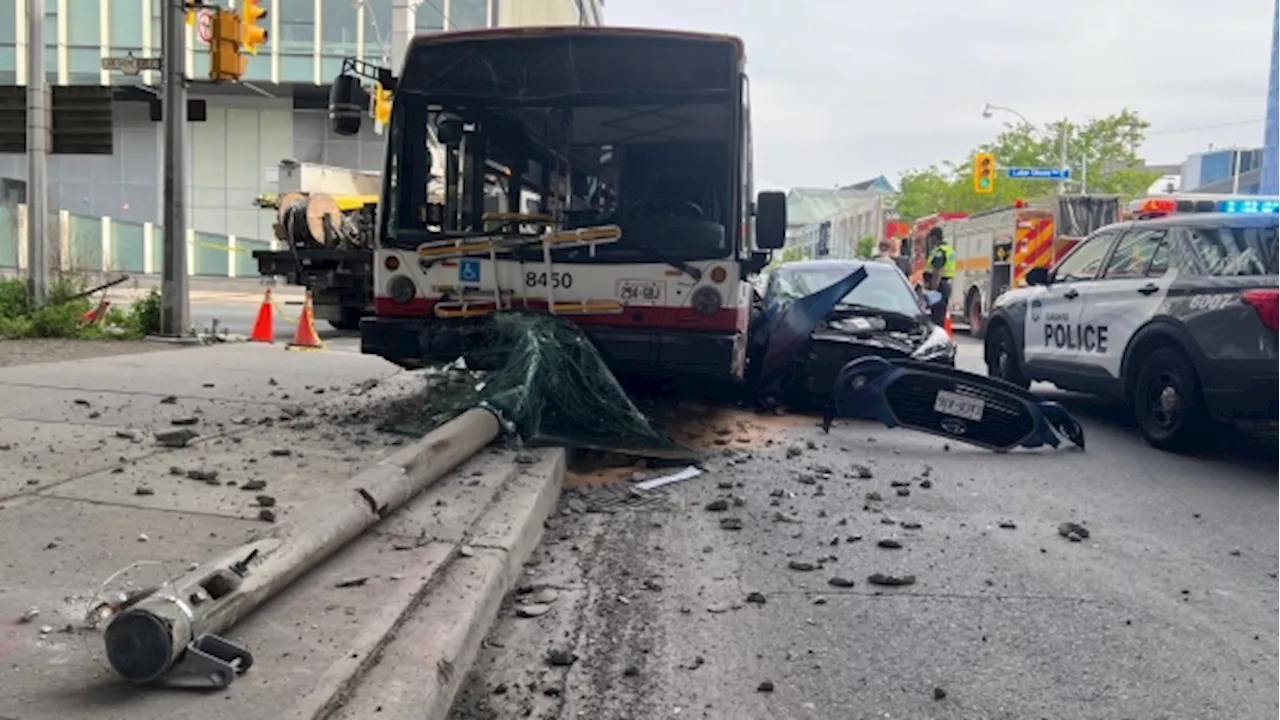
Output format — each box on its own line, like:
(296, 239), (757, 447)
(1218, 198), (1280, 214)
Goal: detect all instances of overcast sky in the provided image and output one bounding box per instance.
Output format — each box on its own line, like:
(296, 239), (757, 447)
(604, 0), (1276, 190)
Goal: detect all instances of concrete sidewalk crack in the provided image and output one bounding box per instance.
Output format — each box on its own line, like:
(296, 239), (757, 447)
(36, 492), (259, 523)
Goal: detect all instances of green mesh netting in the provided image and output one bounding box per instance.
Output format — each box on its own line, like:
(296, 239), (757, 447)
(384, 311), (693, 458)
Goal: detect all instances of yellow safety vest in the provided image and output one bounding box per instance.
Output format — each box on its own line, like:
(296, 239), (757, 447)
(930, 244), (957, 279)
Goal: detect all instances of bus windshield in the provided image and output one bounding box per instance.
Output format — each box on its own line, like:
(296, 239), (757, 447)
(382, 30), (744, 264)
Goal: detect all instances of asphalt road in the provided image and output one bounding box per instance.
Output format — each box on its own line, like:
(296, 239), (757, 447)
(449, 336), (1279, 720)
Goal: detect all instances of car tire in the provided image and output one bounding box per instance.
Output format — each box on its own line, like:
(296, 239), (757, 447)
(966, 292), (985, 340)
(1132, 347), (1209, 452)
(985, 324), (1030, 389)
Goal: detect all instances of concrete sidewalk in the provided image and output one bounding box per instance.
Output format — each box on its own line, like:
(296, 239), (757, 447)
(0, 343), (562, 720)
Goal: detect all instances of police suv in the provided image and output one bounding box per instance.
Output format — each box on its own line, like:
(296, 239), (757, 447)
(982, 200), (1278, 451)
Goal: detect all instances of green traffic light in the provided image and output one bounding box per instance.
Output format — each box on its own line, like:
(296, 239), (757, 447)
(980, 178), (990, 188)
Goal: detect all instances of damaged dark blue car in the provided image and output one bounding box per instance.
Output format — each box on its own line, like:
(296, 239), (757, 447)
(748, 259), (1085, 452)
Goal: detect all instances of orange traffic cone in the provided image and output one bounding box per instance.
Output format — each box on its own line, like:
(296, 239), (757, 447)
(250, 288), (275, 343)
(943, 314), (954, 339)
(286, 291), (325, 350)
(79, 298), (110, 326)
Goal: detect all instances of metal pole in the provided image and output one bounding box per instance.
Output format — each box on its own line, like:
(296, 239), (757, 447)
(25, 0), (48, 305)
(160, 0), (188, 336)
(1231, 149), (1242, 194)
(102, 407), (502, 686)
(1080, 154), (1088, 194)
(1058, 118), (1068, 196)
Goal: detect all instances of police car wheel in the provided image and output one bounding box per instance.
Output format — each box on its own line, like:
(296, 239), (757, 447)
(986, 325), (1029, 390)
(1132, 347), (1207, 451)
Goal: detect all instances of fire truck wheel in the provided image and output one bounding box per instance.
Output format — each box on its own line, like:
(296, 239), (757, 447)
(966, 291), (985, 340)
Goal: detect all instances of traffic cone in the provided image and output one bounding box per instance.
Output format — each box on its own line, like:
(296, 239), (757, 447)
(943, 314), (954, 339)
(79, 297), (110, 326)
(249, 288), (275, 343)
(286, 291), (325, 350)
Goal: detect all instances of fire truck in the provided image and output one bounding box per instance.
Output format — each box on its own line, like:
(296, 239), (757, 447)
(330, 27), (785, 382)
(944, 195), (1121, 337)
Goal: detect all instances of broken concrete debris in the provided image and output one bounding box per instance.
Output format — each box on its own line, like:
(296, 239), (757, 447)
(867, 573), (916, 587)
(1058, 521), (1090, 542)
(154, 428), (199, 448)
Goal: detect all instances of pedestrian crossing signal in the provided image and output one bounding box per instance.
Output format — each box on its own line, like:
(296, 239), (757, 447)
(973, 152), (996, 195)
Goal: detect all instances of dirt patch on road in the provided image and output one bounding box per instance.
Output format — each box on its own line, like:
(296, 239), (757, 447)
(656, 403), (809, 452)
(0, 339), (180, 368)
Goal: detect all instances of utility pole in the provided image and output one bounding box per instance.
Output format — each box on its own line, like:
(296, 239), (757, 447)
(25, 0), (48, 305)
(160, 0), (189, 336)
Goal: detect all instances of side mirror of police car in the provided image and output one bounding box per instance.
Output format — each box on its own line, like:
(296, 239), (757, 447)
(1025, 267), (1052, 286)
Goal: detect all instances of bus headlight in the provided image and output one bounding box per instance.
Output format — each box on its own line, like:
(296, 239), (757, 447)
(911, 325), (955, 362)
(691, 286), (723, 315)
(388, 275), (416, 304)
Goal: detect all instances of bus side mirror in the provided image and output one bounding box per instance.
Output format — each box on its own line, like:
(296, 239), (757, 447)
(329, 74), (365, 136)
(756, 190), (787, 250)
(437, 113), (465, 145)
(1026, 267), (1052, 286)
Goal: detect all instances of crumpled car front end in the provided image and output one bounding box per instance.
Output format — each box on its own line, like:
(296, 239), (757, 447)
(795, 313), (955, 396)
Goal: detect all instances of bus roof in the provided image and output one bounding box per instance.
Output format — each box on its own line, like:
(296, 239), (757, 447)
(407, 26), (745, 58)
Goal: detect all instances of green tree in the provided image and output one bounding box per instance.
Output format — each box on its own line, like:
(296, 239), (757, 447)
(855, 235), (877, 258)
(893, 109), (1160, 222)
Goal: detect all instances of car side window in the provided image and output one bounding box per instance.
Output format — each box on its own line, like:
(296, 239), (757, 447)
(1055, 230), (1118, 282)
(1101, 229), (1167, 279)
(1145, 238), (1171, 276)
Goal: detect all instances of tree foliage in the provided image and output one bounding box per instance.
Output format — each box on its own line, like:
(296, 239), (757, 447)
(892, 109), (1161, 222)
(855, 235), (876, 258)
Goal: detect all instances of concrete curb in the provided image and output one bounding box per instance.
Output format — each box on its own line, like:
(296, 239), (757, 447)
(321, 448), (566, 720)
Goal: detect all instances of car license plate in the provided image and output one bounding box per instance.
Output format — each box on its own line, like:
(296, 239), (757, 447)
(618, 279), (664, 306)
(934, 390), (984, 421)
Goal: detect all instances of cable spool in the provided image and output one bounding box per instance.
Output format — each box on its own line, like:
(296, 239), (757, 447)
(278, 194), (345, 249)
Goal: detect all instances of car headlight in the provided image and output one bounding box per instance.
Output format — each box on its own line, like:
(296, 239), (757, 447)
(911, 325), (955, 362)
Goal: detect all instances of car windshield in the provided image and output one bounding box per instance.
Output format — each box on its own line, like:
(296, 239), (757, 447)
(774, 265), (923, 317)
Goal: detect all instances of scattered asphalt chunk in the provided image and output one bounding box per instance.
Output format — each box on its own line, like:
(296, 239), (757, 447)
(786, 444), (804, 458)
(828, 576), (856, 588)
(134, 486), (155, 496)
(865, 491), (883, 502)
(787, 560), (818, 572)
(719, 517), (744, 531)
(877, 538), (903, 550)
(170, 416), (199, 426)
(933, 686), (948, 700)
(623, 665), (640, 678)
(919, 479), (933, 489)
(335, 577), (369, 588)
(705, 499), (730, 512)
(900, 521), (922, 530)
(851, 464), (873, 479)
(1057, 521), (1089, 542)
(773, 511), (802, 524)
(73, 399), (90, 407)
(258, 508), (277, 522)
(268, 448), (292, 457)
(241, 479), (267, 491)
(255, 494), (277, 508)
(890, 480), (910, 488)
(155, 428), (199, 448)
(745, 591), (767, 605)
(187, 468), (219, 483)
(115, 429), (142, 443)
(757, 680), (775, 693)
(896, 488), (911, 497)
(998, 520), (1018, 530)
(868, 572), (916, 587)
(546, 648), (578, 667)
(159, 395), (178, 404)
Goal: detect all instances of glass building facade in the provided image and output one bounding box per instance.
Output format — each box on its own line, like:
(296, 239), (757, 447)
(1, 0), (506, 87)
(1261, 0), (1278, 196)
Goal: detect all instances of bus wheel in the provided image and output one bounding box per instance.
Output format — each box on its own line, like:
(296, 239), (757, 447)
(966, 292), (985, 340)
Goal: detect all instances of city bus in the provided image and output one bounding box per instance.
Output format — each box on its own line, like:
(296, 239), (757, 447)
(342, 26), (785, 383)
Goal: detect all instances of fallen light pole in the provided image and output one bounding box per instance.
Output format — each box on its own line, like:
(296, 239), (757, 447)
(101, 407), (503, 688)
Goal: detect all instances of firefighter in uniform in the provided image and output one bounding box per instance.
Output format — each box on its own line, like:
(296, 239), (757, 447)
(926, 228), (955, 326)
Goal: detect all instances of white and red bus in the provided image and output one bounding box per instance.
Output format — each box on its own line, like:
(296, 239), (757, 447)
(352, 27), (785, 382)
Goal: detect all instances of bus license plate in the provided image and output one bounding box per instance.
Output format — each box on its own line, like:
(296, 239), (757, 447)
(934, 390), (984, 421)
(618, 280), (664, 305)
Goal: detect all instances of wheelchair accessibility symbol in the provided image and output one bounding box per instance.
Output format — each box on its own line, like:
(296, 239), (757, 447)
(459, 259), (481, 283)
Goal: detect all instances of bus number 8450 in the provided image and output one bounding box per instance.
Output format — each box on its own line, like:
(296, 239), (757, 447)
(525, 271), (573, 289)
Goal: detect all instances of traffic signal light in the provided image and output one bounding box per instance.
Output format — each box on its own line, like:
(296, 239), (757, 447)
(372, 83), (392, 125)
(973, 152), (996, 194)
(240, 0), (269, 55)
(209, 9), (246, 82)
(184, 0), (197, 26)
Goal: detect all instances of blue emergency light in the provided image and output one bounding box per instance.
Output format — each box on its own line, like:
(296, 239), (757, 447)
(1217, 199), (1280, 214)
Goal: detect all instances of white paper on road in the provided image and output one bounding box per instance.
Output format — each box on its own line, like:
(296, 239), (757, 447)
(635, 465), (702, 491)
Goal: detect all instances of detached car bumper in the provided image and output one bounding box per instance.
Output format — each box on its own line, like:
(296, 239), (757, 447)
(360, 316), (740, 381)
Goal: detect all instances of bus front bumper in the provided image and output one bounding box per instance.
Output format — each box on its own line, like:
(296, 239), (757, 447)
(360, 316), (741, 382)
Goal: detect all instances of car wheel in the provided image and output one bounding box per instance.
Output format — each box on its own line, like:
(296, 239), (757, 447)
(985, 324), (1029, 389)
(967, 292), (984, 340)
(1132, 347), (1209, 452)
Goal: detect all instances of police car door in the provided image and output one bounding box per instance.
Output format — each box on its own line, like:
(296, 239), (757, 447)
(1076, 227), (1174, 379)
(1023, 228), (1120, 370)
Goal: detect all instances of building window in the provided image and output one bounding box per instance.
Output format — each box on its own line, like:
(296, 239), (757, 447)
(321, 0), (358, 57)
(416, 1), (444, 32)
(279, 0), (316, 54)
(364, 0), (391, 60)
(108, 0), (145, 50)
(0, 2), (15, 43)
(450, 0), (487, 30)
